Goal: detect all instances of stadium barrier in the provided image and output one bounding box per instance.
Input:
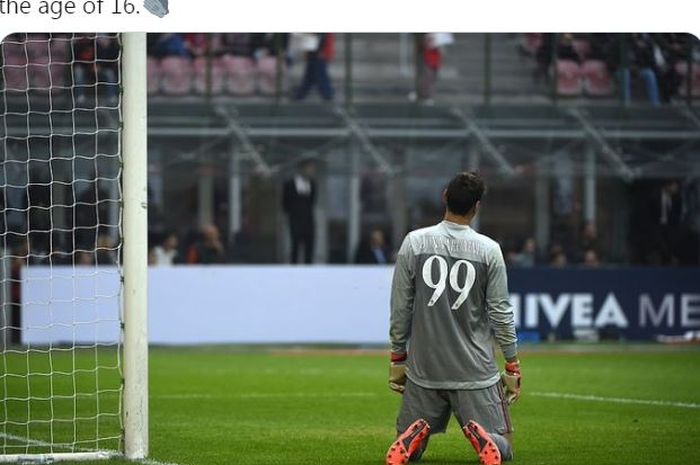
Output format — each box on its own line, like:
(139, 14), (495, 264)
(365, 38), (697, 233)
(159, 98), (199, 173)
(20, 266), (700, 345)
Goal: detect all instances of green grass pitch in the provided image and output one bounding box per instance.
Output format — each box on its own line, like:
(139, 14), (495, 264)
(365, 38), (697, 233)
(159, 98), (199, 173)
(2, 345), (700, 464)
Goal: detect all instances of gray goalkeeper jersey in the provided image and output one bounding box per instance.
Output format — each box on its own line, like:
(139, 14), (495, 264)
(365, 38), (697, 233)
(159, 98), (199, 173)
(390, 220), (517, 390)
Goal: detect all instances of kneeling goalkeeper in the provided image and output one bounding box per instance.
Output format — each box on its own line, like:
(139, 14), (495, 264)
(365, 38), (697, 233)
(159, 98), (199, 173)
(385, 172), (521, 465)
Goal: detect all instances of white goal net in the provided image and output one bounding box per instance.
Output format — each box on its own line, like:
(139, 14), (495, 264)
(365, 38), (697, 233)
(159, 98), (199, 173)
(1, 33), (146, 462)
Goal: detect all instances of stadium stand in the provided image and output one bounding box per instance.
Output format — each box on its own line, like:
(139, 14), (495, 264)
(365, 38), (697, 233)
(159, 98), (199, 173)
(222, 55), (256, 96)
(581, 60), (614, 97)
(134, 33), (700, 105)
(256, 55), (285, 96)
(676, 62), (700, 97)
(193, 56), (225, 95)
(2, 33), (699, 267)
(160, 56), (192, 95)
(555, 60), (583, 96)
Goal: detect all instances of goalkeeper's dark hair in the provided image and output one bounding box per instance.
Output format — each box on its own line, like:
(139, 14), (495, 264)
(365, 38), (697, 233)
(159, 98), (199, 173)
(445, 171), (485, 216)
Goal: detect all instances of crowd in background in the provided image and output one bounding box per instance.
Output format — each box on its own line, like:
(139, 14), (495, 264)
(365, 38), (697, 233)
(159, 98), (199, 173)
(147, 33), (336, 101)
(0, 33), (122, 105)
(528, 33), (698, 104)
(504, 178), (700, 268)
(3, 33), (697, 104)
(143, 171), (699, 268)
(2, 33), (699, 269)
(2, 175), (698, 271)
(148, 33), (287, 61)
(144, 32), (699, 104)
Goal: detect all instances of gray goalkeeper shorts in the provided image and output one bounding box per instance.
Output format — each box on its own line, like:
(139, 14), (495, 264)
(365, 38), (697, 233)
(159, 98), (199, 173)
(396, 379), (513, 435)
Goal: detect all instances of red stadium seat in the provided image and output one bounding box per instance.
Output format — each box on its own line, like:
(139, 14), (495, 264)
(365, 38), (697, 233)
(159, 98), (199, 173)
(221, 55), (255, 96)
(147, 57), (161, 94)
(160, 56), (193, 95)
(193, 57), (225, 95)
(256, 55), (285, 96)
(582, 60), (614, 97)
(555, 60), (583, 96)
(675, 62), (700, 98)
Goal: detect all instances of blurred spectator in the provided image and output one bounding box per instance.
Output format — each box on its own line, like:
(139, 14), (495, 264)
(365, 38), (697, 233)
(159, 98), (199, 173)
(183, 33), (209, 58)
(76, 251), (94, 266)
(410, 33), (452, 104)
(550, 250), (568, 268)
(656, 180), (683, 265)
(153, 232), (179, 266)
(548, 243), (568, 268)
(533, 33), (555, 84)
(96, 34), (120, 103)
(148, 33), (189, 58)
(576, 221), (601, 263)
(582, 249), (601, 268)
(49, 242), (72, 266)
(253, 33), (289, 60)
(653, 33), (685, 103)
(282, 159), (317, 264)
(294, 33), (335, 101)
(72, 35), (95, 104)
(587, 34), (610, 61)
(557, 34), (580, 63)
(148, 247), (158, 266)
(96, 234), (117, 265)
(218, 33), (255, 58)
(72, 34), (119, 104)
(355, 228), (390, 264)
(511, 237), (537, 267)
(607, 34), (660, 106)
(187, 224), (227, 264)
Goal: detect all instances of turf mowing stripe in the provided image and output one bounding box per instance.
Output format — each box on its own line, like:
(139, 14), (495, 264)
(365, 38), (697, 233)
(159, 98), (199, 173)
(531, 392), (700, 409)
(156, 392), (377, 400)
(0, 433), (187, 465)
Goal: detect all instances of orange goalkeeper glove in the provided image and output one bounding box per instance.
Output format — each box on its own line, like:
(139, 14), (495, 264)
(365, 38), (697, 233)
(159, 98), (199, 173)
(389, 352), (407, 394)
(501, 360), (521, 405)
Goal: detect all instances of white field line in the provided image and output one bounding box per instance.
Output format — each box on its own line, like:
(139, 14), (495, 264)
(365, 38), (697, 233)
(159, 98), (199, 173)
(0, 433), (88, 451)
(531, 391), (700, 409)
(0, 433), (186, 465)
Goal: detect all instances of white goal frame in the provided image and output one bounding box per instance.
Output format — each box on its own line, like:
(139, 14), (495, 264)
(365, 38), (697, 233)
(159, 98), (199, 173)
(121, 31), (149, 462)
(0, 32), (149, 463)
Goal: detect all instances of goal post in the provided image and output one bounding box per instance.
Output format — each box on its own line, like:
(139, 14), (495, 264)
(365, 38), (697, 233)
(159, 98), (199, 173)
(0, 32), (148, 462)
(122, 31), (149, 461)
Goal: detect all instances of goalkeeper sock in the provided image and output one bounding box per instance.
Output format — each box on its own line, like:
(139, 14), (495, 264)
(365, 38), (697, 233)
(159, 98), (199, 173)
(489, 433), (513, 462)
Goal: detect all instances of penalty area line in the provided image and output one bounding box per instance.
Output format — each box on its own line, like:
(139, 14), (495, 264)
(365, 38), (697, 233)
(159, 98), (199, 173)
(0, 433), (187, 465)
(531, 392), (700, 409)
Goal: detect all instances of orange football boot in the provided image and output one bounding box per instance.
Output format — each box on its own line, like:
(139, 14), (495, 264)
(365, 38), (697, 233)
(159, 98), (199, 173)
(385, 419), (430, 465)
(463, 420), (502, 465)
